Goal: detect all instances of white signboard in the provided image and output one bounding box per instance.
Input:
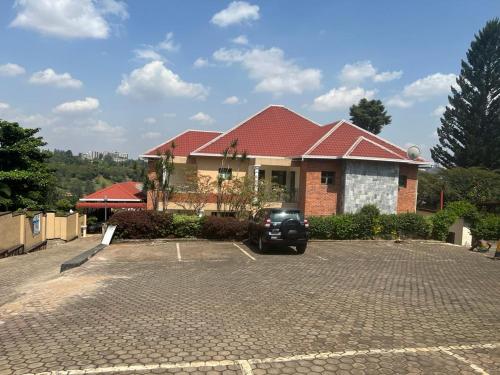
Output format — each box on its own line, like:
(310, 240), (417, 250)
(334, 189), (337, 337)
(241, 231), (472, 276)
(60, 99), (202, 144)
(33, 214), (41, 235)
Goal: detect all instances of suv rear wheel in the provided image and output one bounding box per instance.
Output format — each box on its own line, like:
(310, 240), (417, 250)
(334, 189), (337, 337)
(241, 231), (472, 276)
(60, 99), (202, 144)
(296, 244), (307, 254)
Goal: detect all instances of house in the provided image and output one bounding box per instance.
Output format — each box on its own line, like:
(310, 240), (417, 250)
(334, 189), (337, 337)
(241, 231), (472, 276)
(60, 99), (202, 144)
(76, 182), (146, 218)
(141, 105), (428, 216)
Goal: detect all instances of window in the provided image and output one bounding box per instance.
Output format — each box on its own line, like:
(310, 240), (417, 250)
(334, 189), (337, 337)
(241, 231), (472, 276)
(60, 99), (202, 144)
(399, 175), (407, 188)
(258, 169), (266, 180)
(321, 171), (335, 185)
(218, 168), (232, 180)
(271, 170), (287, 186)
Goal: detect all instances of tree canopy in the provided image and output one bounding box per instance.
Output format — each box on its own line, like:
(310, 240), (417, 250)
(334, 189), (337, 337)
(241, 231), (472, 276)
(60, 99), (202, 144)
(0, 120), (53, 210)
(431, 18), (500, 169)
(349, 98), (391, 134)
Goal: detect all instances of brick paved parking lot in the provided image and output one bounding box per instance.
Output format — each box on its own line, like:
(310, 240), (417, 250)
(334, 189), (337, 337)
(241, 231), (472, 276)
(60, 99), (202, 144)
(0, 239), (499, 374)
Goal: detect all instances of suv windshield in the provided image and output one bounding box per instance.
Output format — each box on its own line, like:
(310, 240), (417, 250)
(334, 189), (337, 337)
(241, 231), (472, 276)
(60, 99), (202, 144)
(270, 210), (302, 222)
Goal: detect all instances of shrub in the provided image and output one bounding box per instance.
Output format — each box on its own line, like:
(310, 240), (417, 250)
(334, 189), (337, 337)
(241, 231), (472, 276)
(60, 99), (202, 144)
(396, 213), (432, 239)
(200, 216), (249, 240)
(307, 216), (334, 239)
(330, 214), (359, 240)
(172, 214), (202, 238)
(431, 201), (479, 241)
(109, 210), (173, 239)
(471, 214), (500, 240)
(355, 205), (381, 239)
(377, 214), (398, 239)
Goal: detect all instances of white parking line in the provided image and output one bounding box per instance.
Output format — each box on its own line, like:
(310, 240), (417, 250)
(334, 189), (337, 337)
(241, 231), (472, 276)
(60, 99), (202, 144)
(237, 360), (254, 374)
(440, 349), (490, 375)
(176, 242), (181, 262)
(233, 242), (256, 261)
(26, 342), (499, 375)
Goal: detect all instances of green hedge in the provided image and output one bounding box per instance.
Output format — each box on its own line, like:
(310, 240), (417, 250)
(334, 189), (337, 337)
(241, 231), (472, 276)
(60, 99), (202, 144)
(471, 214), (500, 240)
(308, 211), (432, 240)
(171, 214), (202, 238)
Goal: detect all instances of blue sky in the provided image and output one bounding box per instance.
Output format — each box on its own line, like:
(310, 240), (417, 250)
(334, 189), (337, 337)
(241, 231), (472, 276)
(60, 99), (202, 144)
(0, 1), (498, 159)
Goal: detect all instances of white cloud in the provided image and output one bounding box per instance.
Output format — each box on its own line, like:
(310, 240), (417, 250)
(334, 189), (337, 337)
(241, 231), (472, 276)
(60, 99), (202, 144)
(193, 57), (210, 68)
(53, 97), (99, 114)
(232, 35), (248, 45)
(117, 60), (209, 100)
(134, 48), (164, 61)
(340, 61), (402, 84)
(374, 70), (403, 82)
(386, 95), (413, 108)
(223, 96), (244, 104)
(86, 119), (124, 137)
(311, 86), (376, 111)
(144, 117), (157, 124)
(163, 112), (176, 118)
(158, 32), (179, 52)
(0, 102), (10, 110)
(432, 105), (447, 117)
(403, 73), (456, 98)
(190, 112), (215, 125)
(29, 68), (82, 88)
(0, 63), (26, 77)
(14, 113), (56, 128)
(142, 131), (161, 140)
(10, 0), (128, 39)
(211, 1), (259, 27)
(213, 47), (321, 95)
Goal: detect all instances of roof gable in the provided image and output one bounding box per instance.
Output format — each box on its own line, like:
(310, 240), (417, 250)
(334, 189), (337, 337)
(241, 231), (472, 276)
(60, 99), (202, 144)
(306, 121), (410, 160)
(346, 137), (405, 160)
(80, 181), (145, 201)
(143, 130), (222, 157)
(193, 105), (323, 157)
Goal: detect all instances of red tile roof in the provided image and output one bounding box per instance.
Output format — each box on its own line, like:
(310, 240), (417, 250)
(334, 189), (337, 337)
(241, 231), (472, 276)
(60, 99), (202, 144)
(306, 121), (409, 160)
(78, 181), (145, 202)
(76, 202), (146, 209)
(142, 106), (427, 164)
(143, 130), (222, 157)
(193, 105), (328, 157)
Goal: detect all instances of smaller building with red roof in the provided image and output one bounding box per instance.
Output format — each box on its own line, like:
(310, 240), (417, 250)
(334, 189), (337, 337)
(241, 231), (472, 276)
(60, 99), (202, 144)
(141, 105), (429, 216)
(76, 181), (146, 210)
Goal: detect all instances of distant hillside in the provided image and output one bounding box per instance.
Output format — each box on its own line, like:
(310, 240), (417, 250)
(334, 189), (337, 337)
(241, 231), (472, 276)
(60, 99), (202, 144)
(48, 150), (147, 205)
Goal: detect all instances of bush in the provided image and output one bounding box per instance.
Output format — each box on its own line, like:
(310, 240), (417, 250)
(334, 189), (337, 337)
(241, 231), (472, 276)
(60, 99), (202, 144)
(109, 210), (173, 239)
(377, 214), (398, 239)
(307, 216), (334, 239)
(200, 216), (249, 240)
(471, 214), (500, 240)
(172, 214), (202, 238)
(396, 213), (432, 239)
(330, 214), (359, 240)
(431, 201), (479, 241)
(355, 205), (381, 239)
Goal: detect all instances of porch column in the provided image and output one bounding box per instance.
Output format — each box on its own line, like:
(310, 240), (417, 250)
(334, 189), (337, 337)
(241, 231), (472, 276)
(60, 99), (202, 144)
(253, 165), (260, 193)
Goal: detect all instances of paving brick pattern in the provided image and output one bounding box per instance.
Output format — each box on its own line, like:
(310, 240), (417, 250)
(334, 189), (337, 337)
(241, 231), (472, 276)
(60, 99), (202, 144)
(0, 240), (499, 374)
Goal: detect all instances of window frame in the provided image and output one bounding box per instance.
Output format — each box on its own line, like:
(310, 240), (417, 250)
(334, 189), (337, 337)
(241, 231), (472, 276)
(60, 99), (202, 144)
(218, 167), (232, 181)
(271, 170), (287, 186)
(399, 174), (408, 188)
(321, 171), (335, 185)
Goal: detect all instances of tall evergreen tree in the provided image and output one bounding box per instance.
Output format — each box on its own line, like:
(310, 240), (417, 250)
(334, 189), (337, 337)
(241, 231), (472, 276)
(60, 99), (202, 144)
(431, 19), (500, 169)
(0, 120), (54, 210)
(349, 98), (391, 134)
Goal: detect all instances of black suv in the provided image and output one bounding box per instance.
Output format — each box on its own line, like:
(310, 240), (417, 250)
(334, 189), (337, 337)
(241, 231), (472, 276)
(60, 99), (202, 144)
(249, 209), (309, 253)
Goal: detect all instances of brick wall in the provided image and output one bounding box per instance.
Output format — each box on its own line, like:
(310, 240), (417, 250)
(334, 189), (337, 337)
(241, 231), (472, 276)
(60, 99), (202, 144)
(299, 160), (343, 216)
(397, 164), (418, 213)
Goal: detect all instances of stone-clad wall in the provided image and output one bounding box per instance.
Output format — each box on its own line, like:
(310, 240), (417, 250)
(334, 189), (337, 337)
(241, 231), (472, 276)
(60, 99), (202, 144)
(342, 160), (399, 214)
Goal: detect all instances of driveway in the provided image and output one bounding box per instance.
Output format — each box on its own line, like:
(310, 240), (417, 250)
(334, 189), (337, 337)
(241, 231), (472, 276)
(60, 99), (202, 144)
(0, 240), (499, 374)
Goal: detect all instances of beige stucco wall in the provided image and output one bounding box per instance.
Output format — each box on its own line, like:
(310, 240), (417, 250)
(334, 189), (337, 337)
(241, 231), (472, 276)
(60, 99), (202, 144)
(23, 213), (45, 250)
(64, 213), (78, 241)
(0, 213), (23, 249)
(45, 212), (56, 239)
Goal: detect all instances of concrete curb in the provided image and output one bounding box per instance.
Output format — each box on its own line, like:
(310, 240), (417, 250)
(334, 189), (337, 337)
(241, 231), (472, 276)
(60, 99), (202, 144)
(60, 244), (107, 273)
